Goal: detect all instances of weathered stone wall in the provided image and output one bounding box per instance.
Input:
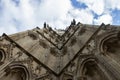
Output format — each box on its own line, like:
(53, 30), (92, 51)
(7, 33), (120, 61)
(0, 21), (120, 80)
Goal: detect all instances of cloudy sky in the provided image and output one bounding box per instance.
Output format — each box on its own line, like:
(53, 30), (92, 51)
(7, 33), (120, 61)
(0, 0), (120, 35)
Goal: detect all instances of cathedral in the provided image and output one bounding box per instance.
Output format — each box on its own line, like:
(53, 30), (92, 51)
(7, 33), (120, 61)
(0, 20), (120, 80)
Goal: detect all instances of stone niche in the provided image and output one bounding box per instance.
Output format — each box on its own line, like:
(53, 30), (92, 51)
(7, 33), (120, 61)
(81, 60), (108, 80)
(0, 64), (29, 80)
(103, 36), (120, 64)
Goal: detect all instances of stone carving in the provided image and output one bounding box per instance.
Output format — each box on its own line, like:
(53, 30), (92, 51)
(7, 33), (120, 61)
(50, 47), (59, 57)
(0, 43), (13, 61)
(69, 36), (77, 46)
(1, 64), (30, 80)
(61, 46), (68, 56)
(78, 27), (86, 36)
(39, 39), (48, 48)
(28, 31), (39, 40)
(36, 20), (80, 50)
(44, 22), (47, 28)
(70, 19), (76, 26)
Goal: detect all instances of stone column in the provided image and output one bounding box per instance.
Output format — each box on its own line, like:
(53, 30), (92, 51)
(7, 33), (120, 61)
(95, 54), (120, 80)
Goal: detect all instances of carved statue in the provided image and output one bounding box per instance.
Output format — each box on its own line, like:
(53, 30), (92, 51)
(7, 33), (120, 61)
(44, 22), (47, 28)
(71, 19), (76, 25)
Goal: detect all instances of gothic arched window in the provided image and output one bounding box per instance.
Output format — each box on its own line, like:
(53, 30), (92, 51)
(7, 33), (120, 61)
(0, 64), (29, 80)
(79, 58), (109, 80)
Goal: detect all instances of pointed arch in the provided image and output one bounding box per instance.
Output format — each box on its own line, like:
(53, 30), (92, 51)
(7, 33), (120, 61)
(0, 63), (30, 80)
(0, 49), (6, 65)
(77, 57), (109, 80)
(98, 31), (120, 63)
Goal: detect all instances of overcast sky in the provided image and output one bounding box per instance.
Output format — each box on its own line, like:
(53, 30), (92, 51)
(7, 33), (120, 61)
(0, 0), (120, 35)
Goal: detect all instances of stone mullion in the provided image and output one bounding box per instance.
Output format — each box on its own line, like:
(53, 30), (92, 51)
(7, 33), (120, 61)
(97, 61), (113, 80)
(96, 54), (120, 80)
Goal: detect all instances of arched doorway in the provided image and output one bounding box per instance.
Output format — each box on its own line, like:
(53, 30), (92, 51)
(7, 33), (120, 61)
(0, 64), (29, 80)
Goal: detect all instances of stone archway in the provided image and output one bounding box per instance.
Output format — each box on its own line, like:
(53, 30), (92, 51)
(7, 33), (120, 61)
(102, 36), (120, 64)
(84, 61), (107, 80)
(98, 31), (120, 64)
(0, 64), (30, 80)
(103, 37), (120, 63)
(95, 31), (120, 80)
(0, 49), (6, 65)
(78, 58), (109, 80)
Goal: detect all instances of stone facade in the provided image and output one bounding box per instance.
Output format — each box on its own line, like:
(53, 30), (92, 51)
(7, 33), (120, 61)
(0, 20), (120, 80)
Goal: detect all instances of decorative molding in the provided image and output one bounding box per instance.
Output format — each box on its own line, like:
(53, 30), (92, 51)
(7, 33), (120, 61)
(36, 21), (81, 50)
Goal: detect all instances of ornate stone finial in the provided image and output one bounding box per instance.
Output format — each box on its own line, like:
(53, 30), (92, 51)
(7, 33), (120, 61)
(46, 24), (49, 29)
(77, 22), (81, 26)
(73, 19), (76, 25)
(46, 24), (52, 31)
(44, 22), (47, 28)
